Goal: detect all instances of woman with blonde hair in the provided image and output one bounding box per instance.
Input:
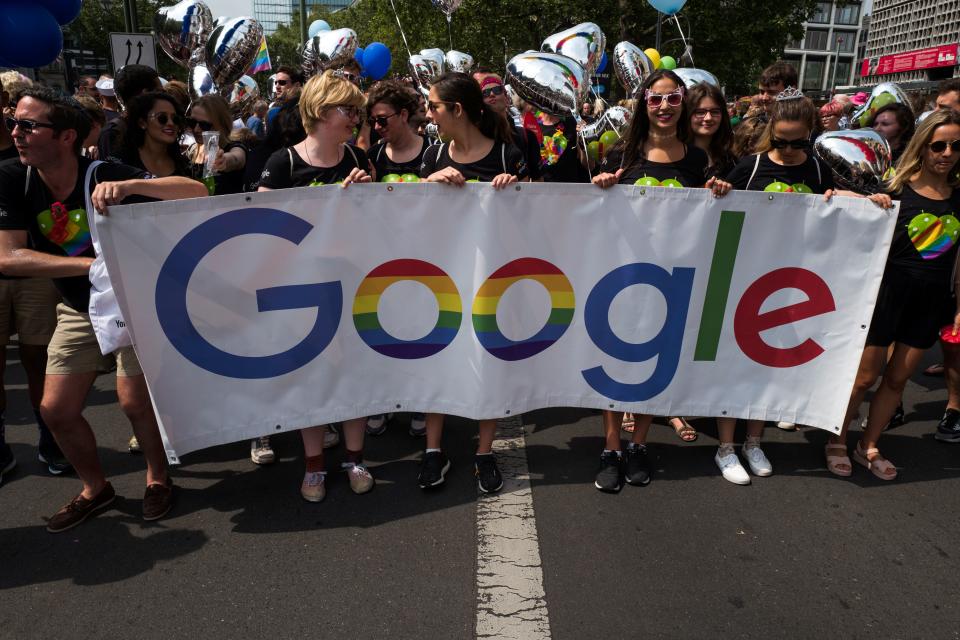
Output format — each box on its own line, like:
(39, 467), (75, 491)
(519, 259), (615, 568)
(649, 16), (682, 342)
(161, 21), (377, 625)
(187, 94), (247, 195)
(829, 110), (960, 478)
(258, 70), (373, 502)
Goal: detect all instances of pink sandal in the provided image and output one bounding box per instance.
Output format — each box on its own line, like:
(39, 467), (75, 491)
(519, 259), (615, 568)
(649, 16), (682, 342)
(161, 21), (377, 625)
(824, 443), (852, 477)
(852, 443), (897, 481)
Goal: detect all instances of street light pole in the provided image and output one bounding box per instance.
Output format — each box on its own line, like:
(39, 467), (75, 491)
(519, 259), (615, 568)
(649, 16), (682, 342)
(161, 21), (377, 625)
(829, 36), (843, 97)
(299, 0), (308, 45)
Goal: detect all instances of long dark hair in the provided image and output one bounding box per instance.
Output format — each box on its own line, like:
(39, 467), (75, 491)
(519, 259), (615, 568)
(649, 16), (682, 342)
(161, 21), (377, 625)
(874, 103), (916, 152)
(431, 72), (512, 145)
(684, 82), (736, 173)
(121, 91), (183, 164)
(618, 70), (688, 170)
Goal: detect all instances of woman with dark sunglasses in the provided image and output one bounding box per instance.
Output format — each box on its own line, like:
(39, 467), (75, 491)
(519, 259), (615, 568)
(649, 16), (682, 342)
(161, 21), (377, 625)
(591, 70), (730, 493)
(116, 91), (190, 178)
(186, 95), (247, 195)
(415, 72), (528, 494)
(365, 80), (429, 183)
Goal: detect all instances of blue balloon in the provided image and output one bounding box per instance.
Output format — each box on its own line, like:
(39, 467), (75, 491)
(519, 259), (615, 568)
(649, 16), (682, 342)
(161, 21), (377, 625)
(354, 46), (364, 64)
(308, 19), (330, 38)
(597, 51), (608, 74)
(0, 3), (63, 68)
(647, 0), (687, 15)
(36, 0), (83, 25)
(362, 42), (391, 81)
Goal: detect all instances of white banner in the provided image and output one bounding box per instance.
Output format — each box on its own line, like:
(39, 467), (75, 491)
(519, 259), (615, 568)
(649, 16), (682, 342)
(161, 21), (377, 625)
(97, 184), (897, 462)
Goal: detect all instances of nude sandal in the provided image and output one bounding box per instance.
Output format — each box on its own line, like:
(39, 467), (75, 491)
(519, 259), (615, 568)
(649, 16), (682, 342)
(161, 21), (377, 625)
(621, 413), (636, 433)
(852, 443), (897, 481)
(824, 443), (852, 477)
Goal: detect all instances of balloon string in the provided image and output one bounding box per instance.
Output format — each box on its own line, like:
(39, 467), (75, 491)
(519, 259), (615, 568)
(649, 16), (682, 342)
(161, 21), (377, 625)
(673, 15), (694, 67)
(387, 0), (413, 60)
(574, 112), (593, 181)
(447, 15), (453, 50)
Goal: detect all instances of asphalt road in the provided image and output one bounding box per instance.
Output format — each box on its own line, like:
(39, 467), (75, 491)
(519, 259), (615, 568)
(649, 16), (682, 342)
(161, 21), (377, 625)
(1, 343), (958, 639)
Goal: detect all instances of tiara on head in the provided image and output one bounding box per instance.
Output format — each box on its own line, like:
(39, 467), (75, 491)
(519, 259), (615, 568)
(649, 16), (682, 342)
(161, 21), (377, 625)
(775, 86), (804, 102)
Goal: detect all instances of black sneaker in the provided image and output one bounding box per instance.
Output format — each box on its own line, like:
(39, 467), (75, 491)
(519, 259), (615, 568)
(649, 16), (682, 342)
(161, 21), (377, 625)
(884, 403), (905, 431)
(38, 442), (72, 476)
(624, 445), (652, 486)
(475, 454), (503, 494)
(936, 408), (960, 442)
(0, 444), (15, 485)
(365, 414), (389, 436)
(418, 451), (451, 489)
(594, 451), (623, 493)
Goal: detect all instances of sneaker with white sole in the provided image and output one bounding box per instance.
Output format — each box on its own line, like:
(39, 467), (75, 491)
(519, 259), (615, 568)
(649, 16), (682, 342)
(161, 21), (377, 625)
(342, 462), (375, 494)
(715, 448), (750, 485)
(776, 421), (796, 431)
(743, 445), (773, 476)
(409, 413), (426, 437)
(366, 414), (389, 436)
(250, 436), (275, 465)
(323, 425), (340, 449)
(300, 471), (326, 502)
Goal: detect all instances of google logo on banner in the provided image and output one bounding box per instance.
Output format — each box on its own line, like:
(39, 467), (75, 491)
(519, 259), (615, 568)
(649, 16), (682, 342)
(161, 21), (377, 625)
(156, 208), (838, 401)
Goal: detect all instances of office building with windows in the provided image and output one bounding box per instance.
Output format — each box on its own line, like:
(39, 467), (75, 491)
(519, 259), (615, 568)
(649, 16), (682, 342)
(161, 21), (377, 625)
(858, 0), (960, 87)
(782, 1), (865, 98)
(254, 0), (353, 33)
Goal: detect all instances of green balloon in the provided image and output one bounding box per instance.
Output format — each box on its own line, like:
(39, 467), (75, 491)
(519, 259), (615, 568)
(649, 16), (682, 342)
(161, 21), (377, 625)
(764, 181), (793, 193)
(466, 178), (480, 182)
(661, 178), (684, 189)
(599, 130), (620, 149)
(791, 183), (813, 194)
(308, 180), (325, 187)
(634, 176), (662, 187)
(660, 56), (677, 70)
(382, 174), (402, 183)
(400, 174), (420, 183)
(587, 140), (600, 162)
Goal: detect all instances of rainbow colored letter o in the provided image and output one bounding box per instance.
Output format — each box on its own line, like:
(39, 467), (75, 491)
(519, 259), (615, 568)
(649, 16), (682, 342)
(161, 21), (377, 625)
(472, 258), (575, 361)
(353, 259), (462, 359)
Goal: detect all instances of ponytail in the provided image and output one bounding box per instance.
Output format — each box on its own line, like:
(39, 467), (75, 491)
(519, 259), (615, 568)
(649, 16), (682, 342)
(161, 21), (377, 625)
(479, 103), (513, 144)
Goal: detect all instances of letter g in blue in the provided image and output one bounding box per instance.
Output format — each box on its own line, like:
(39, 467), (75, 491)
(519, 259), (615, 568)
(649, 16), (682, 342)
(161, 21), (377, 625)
(155, 208), (342, 379)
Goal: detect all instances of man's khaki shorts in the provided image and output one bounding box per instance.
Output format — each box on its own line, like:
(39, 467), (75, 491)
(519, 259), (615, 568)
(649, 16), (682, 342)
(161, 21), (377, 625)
(46, 303), (142, 376)
(0, 277), (61, 346)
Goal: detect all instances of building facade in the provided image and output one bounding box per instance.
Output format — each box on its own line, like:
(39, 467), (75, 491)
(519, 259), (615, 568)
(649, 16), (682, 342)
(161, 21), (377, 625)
(782, 1), (866, 98)
(858, 0), (960, 86)
(254, 0), (353, 34)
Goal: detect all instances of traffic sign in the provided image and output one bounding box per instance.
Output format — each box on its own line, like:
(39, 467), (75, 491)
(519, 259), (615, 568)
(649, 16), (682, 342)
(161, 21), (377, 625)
(109, 33), (157, 72)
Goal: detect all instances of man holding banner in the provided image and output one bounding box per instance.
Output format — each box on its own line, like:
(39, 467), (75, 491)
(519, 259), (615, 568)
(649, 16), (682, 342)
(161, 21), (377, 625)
(0, 87), (207, 532)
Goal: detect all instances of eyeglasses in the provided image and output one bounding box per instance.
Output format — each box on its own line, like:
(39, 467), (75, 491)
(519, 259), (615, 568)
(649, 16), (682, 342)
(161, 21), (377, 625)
(335, 70), (360, 85)
(149, 112), (183, 127)
(367, 112), (398, 128)
(770, 137), (809, 150)
(427, 100), (455, 113)
(5, 116), (56, 134)
(929, 140), (960, 154)
(481, 85), (505, 99)
(644, 90), (683, 108)
(186, 118), (214, 131)
(692, 108), (723, 120)
(335, 105), (361, 119)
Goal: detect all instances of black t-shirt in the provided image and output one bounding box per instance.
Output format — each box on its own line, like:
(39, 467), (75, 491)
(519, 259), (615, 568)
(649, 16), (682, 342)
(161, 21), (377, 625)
(189, 141), (248, 195)
(513, 125), (542, 181)
(118, 146), (191, 178)
(419, 140), (528, 182)
(602, 144), (709, 187)
(887, 184), (960, 284)
(538, 116), (588, 183)
(0, 158), (147, 310)
(725, 152), (835, 193)
(259, 143), (369, 189)
(0, 144), (18, 163)
(97, 117), (127, 163)
(369, 137), (428, 180)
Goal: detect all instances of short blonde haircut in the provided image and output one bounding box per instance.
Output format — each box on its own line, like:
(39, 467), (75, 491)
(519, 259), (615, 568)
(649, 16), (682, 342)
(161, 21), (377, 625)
(299, 70), (365, 130)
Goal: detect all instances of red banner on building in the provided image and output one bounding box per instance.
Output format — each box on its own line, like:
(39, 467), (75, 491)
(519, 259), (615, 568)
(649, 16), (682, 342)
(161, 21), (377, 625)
(874, 43), (958, 75)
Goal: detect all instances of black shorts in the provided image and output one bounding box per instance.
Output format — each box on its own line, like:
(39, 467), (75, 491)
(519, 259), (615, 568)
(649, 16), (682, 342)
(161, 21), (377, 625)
(866, 268), (956, 349)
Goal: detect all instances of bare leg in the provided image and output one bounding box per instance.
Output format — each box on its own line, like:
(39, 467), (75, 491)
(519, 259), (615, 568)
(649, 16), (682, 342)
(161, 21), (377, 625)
(341, 418), (365, 451)
(631, 415), (654, 445)
(19, 344), (48, 410)
(477, 419), (496, 454)
(425, 413), (444, 449)
(301, 424), (328, 458)
(602, 410), (622, 450)
(861, 344), (926, 456)
(116, 375), (169, 486)
(832, 345), (887, 446)
(39, 372), (102, 498)
(717, 417), (736, 444)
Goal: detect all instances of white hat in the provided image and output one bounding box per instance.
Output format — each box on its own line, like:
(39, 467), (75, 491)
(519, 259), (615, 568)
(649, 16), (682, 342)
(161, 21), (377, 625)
(95, 78), (115, 96)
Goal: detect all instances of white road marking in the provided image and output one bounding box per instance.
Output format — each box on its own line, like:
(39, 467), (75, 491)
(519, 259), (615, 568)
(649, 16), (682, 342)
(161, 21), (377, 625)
(475, 416), (552, 640)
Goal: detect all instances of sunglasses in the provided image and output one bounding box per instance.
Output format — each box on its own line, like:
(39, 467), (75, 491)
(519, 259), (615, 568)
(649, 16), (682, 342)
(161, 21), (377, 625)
(929, 140), (960, 154)
(427, 100), (456, 113)
(335, 105), (361, 119)
(692, 108), (723, 120)
(186, 118), (214, 131)
(644, 90), (683, 108)
(367, 112), (398, 128)
(149, 112), (183, 127)
(770, 137), (809, 150)
(5, 116), (56, 134)
(481, 85), (505, 98)
(275, 79), (288, 86)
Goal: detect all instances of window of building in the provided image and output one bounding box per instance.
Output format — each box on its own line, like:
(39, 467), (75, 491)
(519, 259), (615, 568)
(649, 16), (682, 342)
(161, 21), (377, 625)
(805, 29), (830, 50)
(803, 58), (825, 90)
(831, 32), (856, 52)
(832, 61), (852, 86)
(834, 3), (860, 25)
(810, 2), (832, 23)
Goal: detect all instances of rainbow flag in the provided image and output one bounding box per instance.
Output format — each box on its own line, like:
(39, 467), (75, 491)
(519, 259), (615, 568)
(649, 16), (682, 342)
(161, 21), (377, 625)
(247, 36), (271, 74)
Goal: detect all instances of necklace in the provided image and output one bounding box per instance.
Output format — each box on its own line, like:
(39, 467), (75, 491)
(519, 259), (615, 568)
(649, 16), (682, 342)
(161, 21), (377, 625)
(648, 131), (677, 141)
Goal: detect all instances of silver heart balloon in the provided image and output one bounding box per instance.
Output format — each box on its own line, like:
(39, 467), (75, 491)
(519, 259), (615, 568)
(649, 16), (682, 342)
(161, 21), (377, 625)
(613, 42), (654, 97)
(541, 22), (606, 80)
(917, 109), (934, 125)
(154, 0), (213, 68)
(228, 74), (259, 117)
(814, 129), (892, 195)
(505, 51), (587, 117)
(852, 82), (912, 128)
(601, 106), (632, 135)
(409, 54), (438, 90)
(445, 50), (474, 74)
(205, 17), (264, 90)
(419, 48), (446, 77)
(309, 28), (359, 74)
(431, 0), (462, 17)
(301, 40), (317, 78)
(673, 67), (720, 89)
(187, 63), (217, 101)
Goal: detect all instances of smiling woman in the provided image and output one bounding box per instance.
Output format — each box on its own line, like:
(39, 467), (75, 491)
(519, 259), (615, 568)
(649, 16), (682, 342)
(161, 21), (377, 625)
(118, 91), (190, 178)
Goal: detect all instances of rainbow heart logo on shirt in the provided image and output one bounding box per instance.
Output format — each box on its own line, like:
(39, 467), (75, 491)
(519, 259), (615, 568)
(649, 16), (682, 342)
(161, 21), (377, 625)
(37, 202), (91, 256)
(908, 211), (960, 260)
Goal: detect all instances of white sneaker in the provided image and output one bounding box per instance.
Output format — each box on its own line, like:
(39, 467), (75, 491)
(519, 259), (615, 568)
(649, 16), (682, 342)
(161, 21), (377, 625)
(250, 436), (275, 465)
(715, 449), (750, 485)
(776, 421), (796, 431)
(743, 445), (773, 476)
(323, 425), (340, 449)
